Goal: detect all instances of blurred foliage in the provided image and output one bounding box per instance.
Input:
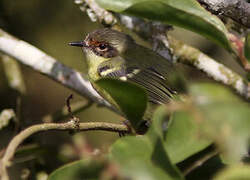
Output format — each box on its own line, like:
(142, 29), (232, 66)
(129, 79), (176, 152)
(1, 0), (250, 180)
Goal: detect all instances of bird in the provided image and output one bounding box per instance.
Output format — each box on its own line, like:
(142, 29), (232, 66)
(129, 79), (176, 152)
(69, 28), (178, 131)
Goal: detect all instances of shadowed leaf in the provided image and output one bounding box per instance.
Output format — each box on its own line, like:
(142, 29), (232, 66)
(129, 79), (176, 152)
(190, 83), (250, 162)
(96, 78), (147, 131)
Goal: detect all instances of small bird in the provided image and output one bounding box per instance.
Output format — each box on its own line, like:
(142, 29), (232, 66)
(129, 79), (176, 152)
(69, 28), (178, 127)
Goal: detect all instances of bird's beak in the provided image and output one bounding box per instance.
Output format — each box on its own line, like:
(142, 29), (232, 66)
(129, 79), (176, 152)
(69, 41), (86, 47)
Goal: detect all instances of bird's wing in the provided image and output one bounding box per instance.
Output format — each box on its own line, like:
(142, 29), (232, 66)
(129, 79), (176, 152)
(97, 60), (175, 104)
(127, 66), (175, 104)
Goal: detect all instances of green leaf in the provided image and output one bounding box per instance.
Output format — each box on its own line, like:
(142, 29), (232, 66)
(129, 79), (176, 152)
(96, 78), (147, 131)
(153, 109), (211, 164)
(96, 0), (232, 51)
(244, 32), (250, 61)
(214, 164), (250, 180)
(48, 159), (105, 180)
(189, 83), (250, 162)
(110, 107), (184, 180)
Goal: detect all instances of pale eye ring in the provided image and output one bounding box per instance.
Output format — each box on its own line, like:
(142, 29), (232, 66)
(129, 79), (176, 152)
(97, 44), (108, 51)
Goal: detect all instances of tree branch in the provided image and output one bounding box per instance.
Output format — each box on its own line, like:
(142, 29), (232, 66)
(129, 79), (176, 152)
(197, 0), (250, 28)
(168, 36), (250, 99)
(0, 121), (129, 180)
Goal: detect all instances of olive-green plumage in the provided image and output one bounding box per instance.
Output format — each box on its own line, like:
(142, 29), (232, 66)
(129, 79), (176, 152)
(70, 28), (177, 120)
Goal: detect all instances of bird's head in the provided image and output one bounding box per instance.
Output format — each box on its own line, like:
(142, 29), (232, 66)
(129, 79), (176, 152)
(69, 28), (134, 62)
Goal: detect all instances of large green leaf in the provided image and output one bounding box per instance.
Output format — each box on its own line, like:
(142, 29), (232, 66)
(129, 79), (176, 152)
(189, 83), (250, 162)
(155, 109), (211, 164)
(97, 0), (232, 51)
(111, 137), (183, 180)
(48, 159), (106, 180)
(110, 106), (184, 180)
(96, 78), (147, 131)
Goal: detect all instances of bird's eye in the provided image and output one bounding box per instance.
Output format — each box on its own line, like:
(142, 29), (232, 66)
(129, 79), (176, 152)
(97, 44), (108, 51)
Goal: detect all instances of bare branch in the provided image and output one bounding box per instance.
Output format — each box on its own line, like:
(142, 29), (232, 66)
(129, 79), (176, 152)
(197, 0), (250, 28)
(0, 121), (129, 180)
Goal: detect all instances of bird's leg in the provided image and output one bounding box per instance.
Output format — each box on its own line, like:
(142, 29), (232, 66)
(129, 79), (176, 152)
(118, 119), (131, 137)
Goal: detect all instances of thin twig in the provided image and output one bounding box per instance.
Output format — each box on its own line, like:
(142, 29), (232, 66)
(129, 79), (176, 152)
(66, 94), (74, 118)
(183, 150), (219, 175)
(0, 121), (129, 180)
